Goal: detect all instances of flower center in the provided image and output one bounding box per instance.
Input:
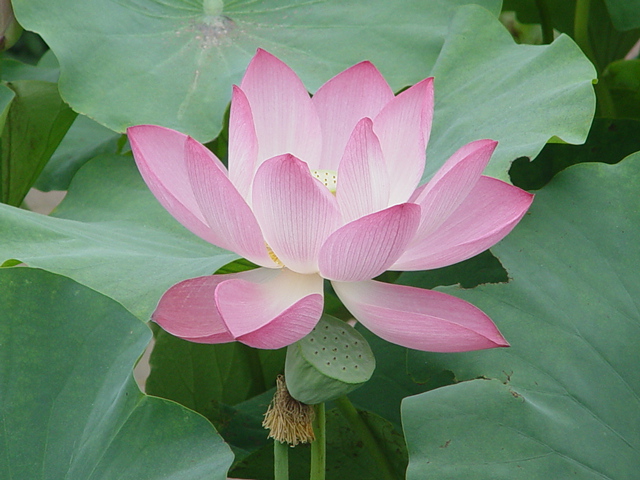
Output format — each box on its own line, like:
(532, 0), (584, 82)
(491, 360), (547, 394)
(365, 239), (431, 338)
(311, 169), (337, 194)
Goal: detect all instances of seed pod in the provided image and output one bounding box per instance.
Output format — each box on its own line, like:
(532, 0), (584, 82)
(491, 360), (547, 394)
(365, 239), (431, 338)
(285, 314), (375, 405)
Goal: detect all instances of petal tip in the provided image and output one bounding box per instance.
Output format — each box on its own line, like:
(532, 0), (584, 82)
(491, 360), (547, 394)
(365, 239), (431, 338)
(414, 76), (435, 92)
(489, 333), (510, 349)
(250, 48), (281, 67)
(475, 138), (499, 150)
(352, 60), (382, 75)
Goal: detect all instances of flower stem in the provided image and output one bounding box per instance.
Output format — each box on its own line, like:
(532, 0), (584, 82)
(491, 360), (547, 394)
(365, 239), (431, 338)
(310, 403), (326, 480)
(574, 0), (593, 60)
(274, 440), (289, 480)
(334, 396), (396, 480)
(534, 0), (554, 44)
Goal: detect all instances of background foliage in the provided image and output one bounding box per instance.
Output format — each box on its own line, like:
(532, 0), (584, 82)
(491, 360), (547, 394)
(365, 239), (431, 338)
(1, 0), (639, 478)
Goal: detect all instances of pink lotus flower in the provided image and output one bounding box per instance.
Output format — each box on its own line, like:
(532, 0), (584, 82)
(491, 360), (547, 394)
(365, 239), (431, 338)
(128, 50), (533, 352)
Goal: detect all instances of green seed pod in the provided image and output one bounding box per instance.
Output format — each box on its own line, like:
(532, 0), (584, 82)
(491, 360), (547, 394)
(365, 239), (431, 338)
(285, 314), (375, 405)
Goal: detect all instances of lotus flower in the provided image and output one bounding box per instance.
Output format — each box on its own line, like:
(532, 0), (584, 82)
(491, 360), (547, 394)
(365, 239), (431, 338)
(127, 49), (533, 352)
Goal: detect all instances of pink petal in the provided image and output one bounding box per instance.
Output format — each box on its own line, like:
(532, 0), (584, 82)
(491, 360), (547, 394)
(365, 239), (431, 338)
(333, 280), (508, 352)
(312, 61), (394, 170)
(373, 78), (434, 205)
(240, 49), (322, 168)
(153, 273), (238, 344)
(183, 136), (273, 267)
(153, 269), (324, 349)
(394, 177), (534, 271)
(128, 125), (224, 246)
(412, 139), (497, 238)
(228, 85), (258, 200)
(252, 154), (342, 274)
(336, 117), (391, 223)
(319, 204), (420, 282)
(216, 269), (324, 349)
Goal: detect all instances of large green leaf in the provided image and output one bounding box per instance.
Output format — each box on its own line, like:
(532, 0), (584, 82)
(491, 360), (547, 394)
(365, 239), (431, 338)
(402, 154), (640, 479)
(0, 154), (237, 319)
(0, 80), (76, 206)
(0, 267), (234, 479)
(12, 0), (501, 142)
(425, 5), (596, 181)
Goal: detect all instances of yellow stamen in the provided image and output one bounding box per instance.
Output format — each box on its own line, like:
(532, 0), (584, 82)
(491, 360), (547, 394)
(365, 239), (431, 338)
(266, 243), (284, 267)
(311, 169), (337, 194)
(263, 375), (316, 446)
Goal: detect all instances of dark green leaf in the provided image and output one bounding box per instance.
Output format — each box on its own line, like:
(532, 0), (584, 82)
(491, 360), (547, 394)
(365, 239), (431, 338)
(34, 114), (121, 191)
(231, 405), (407, 480)
(349, 329), (456, 428)
(1, 50), (60, 82)
(0, 258), (20, 267)
(502, 0), (640, 71)
(586, 0), (640, 73)
(604, 60), (640, 120)
(502, 0), (575, 33)
(146, 330), (285, 422)
(510, 117), (640, 189)
(214, 256), (259, 275)
(397, 250), (509, 290)
(0, 80), (76, 206)
(603, 0), (640, 31)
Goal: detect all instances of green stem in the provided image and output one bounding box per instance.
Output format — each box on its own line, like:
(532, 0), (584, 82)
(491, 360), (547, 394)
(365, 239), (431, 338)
(534, 0), (554, 44)
(274, 440), (289, 480)
(574, 0), (593, 59)
(574, 0), (616, 117)
(334, 396), (396, 480)
(310, 403), (326, 480)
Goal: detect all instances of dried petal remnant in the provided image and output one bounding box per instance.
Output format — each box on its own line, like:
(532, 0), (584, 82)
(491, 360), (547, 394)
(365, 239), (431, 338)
(263, 375), (315, 446)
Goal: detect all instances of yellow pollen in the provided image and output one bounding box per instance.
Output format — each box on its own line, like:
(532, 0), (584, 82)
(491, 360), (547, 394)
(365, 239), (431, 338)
(311, 169), (337, 194)
(266, 243), (284, 267)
